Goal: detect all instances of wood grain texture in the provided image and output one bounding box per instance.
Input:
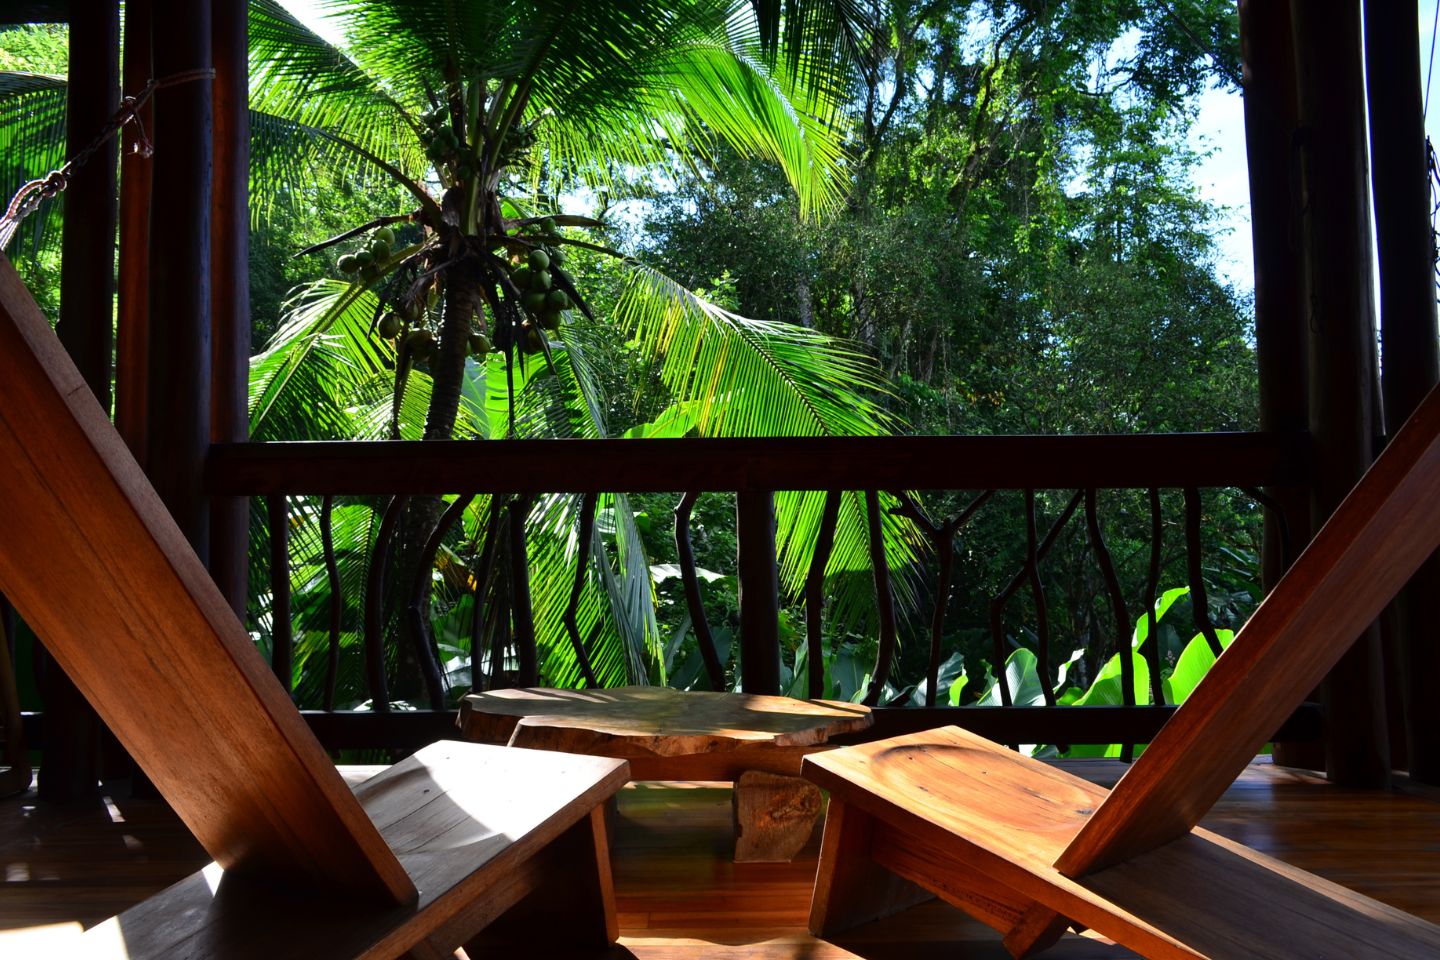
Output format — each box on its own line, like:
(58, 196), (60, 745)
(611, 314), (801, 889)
(8, 759), (1440, 957)
(1059, 382), (1440, 874)
(458, 686), (872, 762)
(806, 727), (1440, 959)
(0, 255), (414, 904)
(79, 742), (627, 959)
(808, 798), (933, 937)
(731, 771), (822, 862)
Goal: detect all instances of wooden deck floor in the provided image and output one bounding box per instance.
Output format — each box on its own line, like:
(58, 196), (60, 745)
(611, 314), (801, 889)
(1, 759), (1438, 957)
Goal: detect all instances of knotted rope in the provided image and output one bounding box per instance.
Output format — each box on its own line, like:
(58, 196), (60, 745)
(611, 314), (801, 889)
(0, 67), (214, 250)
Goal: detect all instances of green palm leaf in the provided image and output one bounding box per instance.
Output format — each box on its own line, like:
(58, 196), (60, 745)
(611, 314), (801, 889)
(613, 262), (922, 631)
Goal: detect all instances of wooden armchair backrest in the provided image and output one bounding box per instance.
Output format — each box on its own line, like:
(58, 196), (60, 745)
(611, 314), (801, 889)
(0, 255), (414, 905)
(1059, 381), (1440, 876)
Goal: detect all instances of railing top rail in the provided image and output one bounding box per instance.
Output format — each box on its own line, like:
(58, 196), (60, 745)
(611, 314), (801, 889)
(205, 432), (1310, 496)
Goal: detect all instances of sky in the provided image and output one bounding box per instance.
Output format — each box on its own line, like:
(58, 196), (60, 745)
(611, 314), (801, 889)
(284, 1), (1440, 299)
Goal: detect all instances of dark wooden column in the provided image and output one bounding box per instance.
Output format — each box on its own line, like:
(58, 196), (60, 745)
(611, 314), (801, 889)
(736, 492), (781, 694)
(39, 0), (121, 802)
(116, 0), (153, 463)
(145, 0), (214, 560)
(1240, 0), (1310, 582)
(1238, 0), (1316, 770)
(210, 0), (250, 619)
(1290, 0), (1390, 787)
(1365, 0), (1440, 784)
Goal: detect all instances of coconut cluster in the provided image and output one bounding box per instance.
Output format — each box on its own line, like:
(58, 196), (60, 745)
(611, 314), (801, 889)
(505, 217), (574, 354)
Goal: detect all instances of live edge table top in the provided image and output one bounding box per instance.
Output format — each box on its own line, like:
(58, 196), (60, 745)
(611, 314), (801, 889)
(456, 686), (873, 780)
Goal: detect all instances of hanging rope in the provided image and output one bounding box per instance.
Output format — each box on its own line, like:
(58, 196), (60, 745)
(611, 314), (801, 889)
(0, 67), (214, 250)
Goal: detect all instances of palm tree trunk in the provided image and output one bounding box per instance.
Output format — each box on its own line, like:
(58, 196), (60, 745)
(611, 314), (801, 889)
(425, 262), (479, 440)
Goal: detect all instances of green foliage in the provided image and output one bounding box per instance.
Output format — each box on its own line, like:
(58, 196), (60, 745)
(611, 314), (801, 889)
(0, 25), (67, 73)
(0, 3), (1270, 713)
(966, 586), (1241, 757)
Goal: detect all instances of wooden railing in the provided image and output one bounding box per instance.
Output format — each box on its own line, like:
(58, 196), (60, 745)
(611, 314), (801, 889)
(189, 432), (1324, 752)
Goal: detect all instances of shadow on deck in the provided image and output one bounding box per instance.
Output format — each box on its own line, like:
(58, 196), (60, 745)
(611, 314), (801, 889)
(2, 759), (1438, 958)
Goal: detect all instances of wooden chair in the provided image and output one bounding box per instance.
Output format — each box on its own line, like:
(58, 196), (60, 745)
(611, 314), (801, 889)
(0, 254), (628, 958)
(805, 383), (1440, 958)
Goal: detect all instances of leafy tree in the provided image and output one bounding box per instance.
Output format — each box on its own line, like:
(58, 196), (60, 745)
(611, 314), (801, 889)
(1, 2), (916, 706)
(640, 0), (1260, 699)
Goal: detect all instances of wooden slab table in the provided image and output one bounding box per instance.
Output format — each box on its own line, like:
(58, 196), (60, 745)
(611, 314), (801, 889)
(458, 686), (872, 861)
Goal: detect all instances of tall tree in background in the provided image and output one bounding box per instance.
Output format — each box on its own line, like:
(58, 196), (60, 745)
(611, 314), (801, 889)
(642, 0), (1257, 693)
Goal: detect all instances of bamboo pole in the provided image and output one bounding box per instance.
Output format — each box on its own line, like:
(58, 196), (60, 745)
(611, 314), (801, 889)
(1365, 0), (1440, 783)
(1290, 0), (1390, 787)
(209, 0), (250, 618)
(145, 0), (213, 559)
(115, 0), (152, 462)
(37, 0), (121, 802)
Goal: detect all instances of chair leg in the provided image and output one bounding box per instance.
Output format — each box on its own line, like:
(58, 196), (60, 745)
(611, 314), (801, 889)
(465, 805), (618, 954)
(1001, 904), (1071, 958)
(809, 798), (933, 937)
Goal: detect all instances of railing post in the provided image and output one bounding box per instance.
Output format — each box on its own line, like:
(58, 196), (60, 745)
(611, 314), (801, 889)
(266, 495), (292, 696)
(736, 491), (781, 695)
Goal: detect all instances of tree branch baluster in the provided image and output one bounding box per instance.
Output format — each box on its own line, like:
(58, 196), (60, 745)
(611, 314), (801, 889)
(562, 492), (600, 688)
(508, 495), (538, 687)
(1184, 487), (1225, 656)
(1085, 488), (1135, 760)
(988, 490), (1083, 707)
(674, 491), (725, 691)
(890, 489), (994, 706)
(409, 494), (474, 710)
(1143, 487), (1166, 706)
(1241, 485), (1293, 569)
(267, 494), (292, 697)
(320, 494), (341, 711)
(862, 490), (899, 707)
(470, 495), (507, 691)
(804, 490), (843, 699)
(364, 494), (409, 713)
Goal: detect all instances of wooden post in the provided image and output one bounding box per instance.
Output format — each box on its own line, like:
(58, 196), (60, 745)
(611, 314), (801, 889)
(1241, 0), (1310, 581)
(115, 0), (152, 462)
(145, 0), (213, 560)
(1365, 0), (1440, 784)
(210, 0), (250, 619)
(1238, 0), (1317, 770)
(736, 491), (781, 694)
(38, 0), (121, 802)
(1290, 0), (1390, 787)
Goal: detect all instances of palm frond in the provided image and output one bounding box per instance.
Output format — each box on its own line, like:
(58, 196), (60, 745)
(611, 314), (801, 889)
(529, 6), (850, 215)
(249, 277), (393, 435)
(614, 262), (922, 630)
(0, 72), (67, 258)
(249, 0), (424, 176)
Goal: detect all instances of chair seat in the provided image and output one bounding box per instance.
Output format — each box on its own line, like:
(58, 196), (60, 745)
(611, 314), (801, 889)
(79, 741), (628, 960)
(805, 727), (1440, 959)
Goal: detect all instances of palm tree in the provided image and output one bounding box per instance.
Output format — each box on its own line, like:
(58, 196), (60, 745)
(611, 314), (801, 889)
(1, 1), (919, 706)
